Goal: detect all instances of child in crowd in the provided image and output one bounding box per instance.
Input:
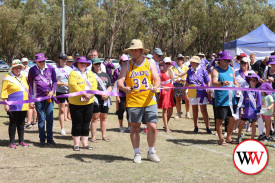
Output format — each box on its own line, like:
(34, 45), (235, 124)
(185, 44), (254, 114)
(238, 73), (261, 142)
(158, 57), (175, 133)
(259, 83), (274, 141)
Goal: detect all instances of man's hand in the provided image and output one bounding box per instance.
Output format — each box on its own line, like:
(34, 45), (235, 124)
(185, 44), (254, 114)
(149, 87), (157, 93)
(222, 81), (231, 86)
(83, 94), (93, 99)
(116, 96), (120, 103)
(101, 95), (109, 101)
(123, 87), (133, 93)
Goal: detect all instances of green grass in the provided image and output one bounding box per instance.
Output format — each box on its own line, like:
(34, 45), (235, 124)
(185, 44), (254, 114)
(0, 72), (274, 182)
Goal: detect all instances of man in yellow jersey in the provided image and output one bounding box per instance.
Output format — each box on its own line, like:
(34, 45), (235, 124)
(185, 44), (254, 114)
(118, 39), (160, 164)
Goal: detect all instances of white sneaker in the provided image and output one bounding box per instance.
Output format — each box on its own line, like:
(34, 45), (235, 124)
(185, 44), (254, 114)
(133, 153), (141, 164)
(223, 132), (227, 138)
(61, 128), (66, 135)
(120, 126), (125, 133)
(147, 150), (160, 163)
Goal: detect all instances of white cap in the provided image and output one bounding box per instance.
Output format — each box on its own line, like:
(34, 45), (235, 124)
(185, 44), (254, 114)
(163, 57), (172, 63)
(21, 58), (28, 62)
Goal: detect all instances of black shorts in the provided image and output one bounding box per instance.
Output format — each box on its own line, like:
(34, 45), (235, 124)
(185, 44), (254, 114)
(93, 104), (109, 113)
(216, 105), (237, 120)
(241, 118), (256, 123)
(56, 91), (68, 103)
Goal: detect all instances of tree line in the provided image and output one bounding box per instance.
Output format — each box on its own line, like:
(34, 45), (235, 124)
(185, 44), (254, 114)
(0, 0), (274, 63)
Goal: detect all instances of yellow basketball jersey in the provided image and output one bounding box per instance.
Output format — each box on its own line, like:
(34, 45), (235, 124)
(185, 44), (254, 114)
(125, 58), (156, 107)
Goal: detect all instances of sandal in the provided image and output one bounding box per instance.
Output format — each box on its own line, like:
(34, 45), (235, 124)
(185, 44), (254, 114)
(83, 145), (93, 150)
(226, 140), (238, 144)
(73, 146), (80, 151)
(102, 137), (110, 142)
(90, 138), (98, 143)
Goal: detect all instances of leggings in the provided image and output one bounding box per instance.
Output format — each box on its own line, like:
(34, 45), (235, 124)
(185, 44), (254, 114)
(70, 103), (93, 136)
(8, 111), (27, 144)
(117, 97), (129, 120)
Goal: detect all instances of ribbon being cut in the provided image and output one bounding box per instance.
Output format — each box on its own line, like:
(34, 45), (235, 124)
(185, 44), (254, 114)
(1, 85), (274, 109)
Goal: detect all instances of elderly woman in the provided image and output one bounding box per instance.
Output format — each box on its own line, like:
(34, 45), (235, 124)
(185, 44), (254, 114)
(183, 56), (211, 134)
(55, 53), (73, 135)
(68, 56), (97, 151)
(90, 57), (112, 142)
(1, 60), (30, 148)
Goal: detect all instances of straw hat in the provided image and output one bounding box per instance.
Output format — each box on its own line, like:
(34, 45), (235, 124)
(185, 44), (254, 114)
(190, 56), (201, 64)
(123, 39), (149, 53)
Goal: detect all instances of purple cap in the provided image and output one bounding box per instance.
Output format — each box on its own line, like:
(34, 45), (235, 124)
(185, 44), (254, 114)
(35, 53), (48, 62)
(245, 72), (261, 87)
(73, 56), (91, 67)
(268, 55), (275, 65)
(260, 82), (272, 95)
(218, 51), (233, 61)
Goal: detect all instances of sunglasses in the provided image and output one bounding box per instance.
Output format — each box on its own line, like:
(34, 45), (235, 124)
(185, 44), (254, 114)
(223, 60), (231, 63)
(93, 63), (101, 65)
(37, 61), (45, 63)
(159, 65), (164, 66)
(158, 55), (162, 58)
(240, 61), (247, 65)
(165, 63), (171, 65)
(250, 78), (258, 82)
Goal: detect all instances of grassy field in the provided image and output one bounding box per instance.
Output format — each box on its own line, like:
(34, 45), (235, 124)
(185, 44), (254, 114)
(0, 71), (274, 183)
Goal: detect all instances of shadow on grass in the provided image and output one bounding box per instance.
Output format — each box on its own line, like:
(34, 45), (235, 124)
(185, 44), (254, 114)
(167, 138), (217, 145)
(65, 153), (132, 163)
(170, 129), (211, 135)
(0, 116), (9, 119)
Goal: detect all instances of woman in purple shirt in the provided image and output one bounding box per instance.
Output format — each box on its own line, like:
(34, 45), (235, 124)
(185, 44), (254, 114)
(183, 56), (211, 134)
(28, 53), (57, 147)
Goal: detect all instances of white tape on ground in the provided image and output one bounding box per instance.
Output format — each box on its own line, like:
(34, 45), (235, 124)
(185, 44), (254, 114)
(158, 132), (274, 171)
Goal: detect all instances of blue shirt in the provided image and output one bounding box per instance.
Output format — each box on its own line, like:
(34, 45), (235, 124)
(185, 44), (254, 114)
(214, 66), (236, 106)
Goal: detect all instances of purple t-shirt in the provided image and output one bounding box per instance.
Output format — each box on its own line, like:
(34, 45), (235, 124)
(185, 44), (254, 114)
(103, 61), (114, 77)
(186, 66), (210, 97)
(28, 65), (57, 98)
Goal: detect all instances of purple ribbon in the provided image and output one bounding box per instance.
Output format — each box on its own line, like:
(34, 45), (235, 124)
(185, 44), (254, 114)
(1, 86), (274, 105)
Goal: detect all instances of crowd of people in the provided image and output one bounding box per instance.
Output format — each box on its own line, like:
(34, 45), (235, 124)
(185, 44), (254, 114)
(1, 38), (275, 163)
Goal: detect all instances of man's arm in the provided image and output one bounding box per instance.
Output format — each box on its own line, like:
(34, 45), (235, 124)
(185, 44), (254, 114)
(211, 68), (222, 86)
(149, 59), (160, 93)
(118, 62), (132, 93)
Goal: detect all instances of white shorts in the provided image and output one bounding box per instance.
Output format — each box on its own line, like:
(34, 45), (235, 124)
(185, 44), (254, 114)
(189, 97), (208, 106)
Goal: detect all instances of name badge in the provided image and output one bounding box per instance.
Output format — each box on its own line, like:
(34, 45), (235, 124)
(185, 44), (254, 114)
(85, 86), (91, 90)
(20, 86), (25, 91)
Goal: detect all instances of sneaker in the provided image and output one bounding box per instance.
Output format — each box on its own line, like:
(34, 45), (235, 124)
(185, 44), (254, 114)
(185, 113), (191, 119)
(60, 128), (66, 135)
(257, 133), (266, 141)
(9, 143), (17, 149)
(264, 137), (271, 142)
(120, 126), (125, 133)
(31, 122), (37, 126)
(24, 124), (32, 129)
(174, 113), (181, 119)
(124, 129), (130, 133)
(133, 153), (141, 164)
(40, 141), (46, 147)
(206, 128), (212, 134)
(19, 142), (29, 147)
(223, 132), (227, 138)
(147, 150), (160, 163)
(47, 140), (56, 145)
(193, 127), (198, 134)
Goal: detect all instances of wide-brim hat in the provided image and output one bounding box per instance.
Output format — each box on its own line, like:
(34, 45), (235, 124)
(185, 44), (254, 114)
(73, 56), (91, 67)
(218, 51), (233, 61)
(123, 39), (149, 53)
(21, 57), (28, 62)
(11, 59), (24, 70)
(35, 53), (48, 62)
(67, 56), (74, 62)
(190, 56), (201, 64)
(260, 82), (272, 95)
(197, 52), (205, 56)
(245, 72), (261, 87)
